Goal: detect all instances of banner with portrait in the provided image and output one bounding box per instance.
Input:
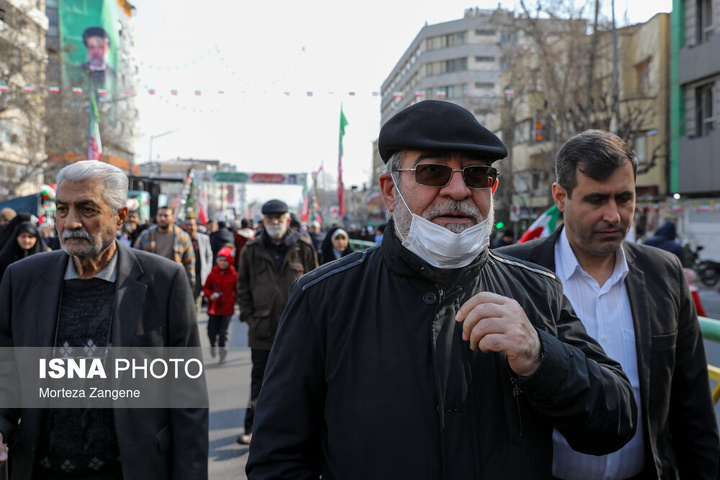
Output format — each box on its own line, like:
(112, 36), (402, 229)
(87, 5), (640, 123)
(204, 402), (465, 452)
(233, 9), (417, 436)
(59, 0), (119, 99)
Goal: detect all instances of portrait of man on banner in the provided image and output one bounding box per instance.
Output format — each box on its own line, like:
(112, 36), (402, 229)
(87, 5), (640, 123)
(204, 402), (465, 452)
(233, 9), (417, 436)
(77, 26), (117, 90)
(59, 0), (119, 99)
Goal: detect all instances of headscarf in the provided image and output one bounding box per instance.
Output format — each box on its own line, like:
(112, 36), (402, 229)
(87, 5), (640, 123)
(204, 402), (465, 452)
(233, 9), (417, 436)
(0, 220), (50, 280)
(320, 227), (353, 265)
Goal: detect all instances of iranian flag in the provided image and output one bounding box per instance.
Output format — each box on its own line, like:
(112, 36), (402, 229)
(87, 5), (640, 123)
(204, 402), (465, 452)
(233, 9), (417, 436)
(518, 205), (560, 243)
(87, 94), (102, 160)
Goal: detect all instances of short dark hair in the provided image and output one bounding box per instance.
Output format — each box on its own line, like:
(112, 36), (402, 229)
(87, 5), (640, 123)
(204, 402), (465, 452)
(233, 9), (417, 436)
(82, 26), (109, 46)
(555, 130), (637, 198)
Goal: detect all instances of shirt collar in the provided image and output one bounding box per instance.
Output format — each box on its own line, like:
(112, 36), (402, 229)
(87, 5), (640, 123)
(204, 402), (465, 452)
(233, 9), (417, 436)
(556, 227), (628, 288)
(64, 244), (119, 283)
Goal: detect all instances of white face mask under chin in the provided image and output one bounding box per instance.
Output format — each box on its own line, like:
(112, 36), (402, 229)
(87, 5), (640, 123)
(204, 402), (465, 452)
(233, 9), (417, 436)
(264, 224), (285, 239)
(392, 175), (490, 269)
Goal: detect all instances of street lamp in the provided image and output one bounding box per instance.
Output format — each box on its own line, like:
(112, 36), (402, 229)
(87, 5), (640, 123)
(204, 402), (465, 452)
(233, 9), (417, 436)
(148, 128), (180, 176)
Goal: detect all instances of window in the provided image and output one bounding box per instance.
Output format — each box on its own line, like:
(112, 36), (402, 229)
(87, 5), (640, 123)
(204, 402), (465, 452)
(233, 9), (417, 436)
(500, 31), (519, 44)
(448, 32), (466, 47)
(432, 84), (465, 99)
(446, 84), (467, 99)
(475, 56), (494, 62)
(636, 59), (651, 97)
(427, 32), (466, 50)
(634, 134), (647, 163)
(695, 83), (714, 137)
(514, 119), (532, 144)
(446, 57), (467, 73)
(697, 0), (713, 44)
(427, 58), (468, 75)
(475, 29), (494, 36)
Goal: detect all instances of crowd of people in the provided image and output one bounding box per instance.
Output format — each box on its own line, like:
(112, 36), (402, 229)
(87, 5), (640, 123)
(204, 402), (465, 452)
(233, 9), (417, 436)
(0, 100), (717, 480)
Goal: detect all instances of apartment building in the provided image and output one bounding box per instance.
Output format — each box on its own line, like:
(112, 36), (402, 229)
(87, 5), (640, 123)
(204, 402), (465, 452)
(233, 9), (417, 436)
(672, 0), (720, 257)
(479, 14), (671, 230)
(0, 0), (48, 198)
(44, 0), (138, 172)
(675, 0), (719, 195)
(376, 8), (581, 222)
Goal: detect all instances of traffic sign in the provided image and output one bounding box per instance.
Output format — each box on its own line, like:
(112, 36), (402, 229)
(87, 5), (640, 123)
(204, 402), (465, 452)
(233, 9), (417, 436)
(198, 171), (307, 185)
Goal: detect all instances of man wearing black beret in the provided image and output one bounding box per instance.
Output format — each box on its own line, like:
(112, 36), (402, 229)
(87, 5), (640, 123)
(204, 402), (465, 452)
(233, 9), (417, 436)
(246, 101), (637, 479)
(236, 199), (318, 445)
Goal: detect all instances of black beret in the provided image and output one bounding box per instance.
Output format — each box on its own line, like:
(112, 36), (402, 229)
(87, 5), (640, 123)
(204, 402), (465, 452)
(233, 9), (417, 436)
(378, 100), (508, 163)
(82, 27), (109, 45)
(261, 199), (288, 214)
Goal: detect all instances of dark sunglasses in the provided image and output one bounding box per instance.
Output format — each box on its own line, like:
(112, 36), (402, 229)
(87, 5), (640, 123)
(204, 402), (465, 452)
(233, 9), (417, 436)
(393, 163), (498, 189)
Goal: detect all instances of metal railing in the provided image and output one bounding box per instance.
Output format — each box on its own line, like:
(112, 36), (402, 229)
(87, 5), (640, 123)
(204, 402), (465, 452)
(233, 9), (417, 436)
(699, 316), (720, 404)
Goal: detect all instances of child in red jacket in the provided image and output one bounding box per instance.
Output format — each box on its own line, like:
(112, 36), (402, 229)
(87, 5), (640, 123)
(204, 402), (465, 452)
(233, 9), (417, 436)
(202, 247), (237, 363)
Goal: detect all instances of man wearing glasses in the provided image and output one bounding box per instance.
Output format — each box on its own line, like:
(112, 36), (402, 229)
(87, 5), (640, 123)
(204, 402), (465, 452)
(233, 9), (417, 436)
(246, 101), (637, 479)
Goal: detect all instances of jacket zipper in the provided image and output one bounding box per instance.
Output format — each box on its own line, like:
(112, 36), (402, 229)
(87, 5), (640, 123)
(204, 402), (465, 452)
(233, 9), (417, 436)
(432, 287), (445, 430)
(510, 377), (524, 437)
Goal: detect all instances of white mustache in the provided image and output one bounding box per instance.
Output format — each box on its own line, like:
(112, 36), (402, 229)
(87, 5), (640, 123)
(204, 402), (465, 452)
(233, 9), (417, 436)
(427, 201), (482, 222)
(62, 230), (91, 241)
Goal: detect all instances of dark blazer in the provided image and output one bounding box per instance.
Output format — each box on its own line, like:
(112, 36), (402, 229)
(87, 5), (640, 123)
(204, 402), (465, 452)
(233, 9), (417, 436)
(499, 228), (720, 479)
(0, 242), (209, 480)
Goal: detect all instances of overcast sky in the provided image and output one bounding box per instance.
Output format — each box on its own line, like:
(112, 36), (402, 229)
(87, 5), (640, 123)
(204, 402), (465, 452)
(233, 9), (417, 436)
(131, 0), (672, 207)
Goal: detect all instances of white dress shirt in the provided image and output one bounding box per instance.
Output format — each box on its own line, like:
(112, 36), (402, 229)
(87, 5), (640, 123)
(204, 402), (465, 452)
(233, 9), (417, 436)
(552, 229), (645, 480)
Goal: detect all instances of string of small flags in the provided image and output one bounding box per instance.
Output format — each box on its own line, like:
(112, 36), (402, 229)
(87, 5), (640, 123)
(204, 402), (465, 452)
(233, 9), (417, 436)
(0, 84), (499, 99)
(637, 200), (720, 215)
(138, 84), (382, 114)
(139, 44), (306, 93)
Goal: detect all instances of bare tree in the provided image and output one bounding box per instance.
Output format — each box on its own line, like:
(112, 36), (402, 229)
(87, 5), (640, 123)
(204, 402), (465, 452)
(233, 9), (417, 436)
(497, 1), (667, 197)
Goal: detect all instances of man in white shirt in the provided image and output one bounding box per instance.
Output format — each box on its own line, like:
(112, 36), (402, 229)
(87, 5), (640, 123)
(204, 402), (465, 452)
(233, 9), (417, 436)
(499, 129), (719, 479)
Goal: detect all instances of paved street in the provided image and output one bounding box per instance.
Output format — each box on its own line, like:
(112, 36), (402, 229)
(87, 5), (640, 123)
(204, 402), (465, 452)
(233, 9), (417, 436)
(200, 311), (251, 480)
(202, 285), (720, 478)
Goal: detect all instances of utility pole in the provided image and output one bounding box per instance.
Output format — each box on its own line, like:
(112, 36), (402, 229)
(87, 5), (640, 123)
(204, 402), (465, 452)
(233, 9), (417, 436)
(148, 128), (180, 176)
(611, 0), (621, 133)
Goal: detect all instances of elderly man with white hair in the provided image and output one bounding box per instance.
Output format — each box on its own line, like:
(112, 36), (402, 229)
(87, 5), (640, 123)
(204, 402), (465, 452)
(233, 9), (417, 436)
(0, 160), (208, 480)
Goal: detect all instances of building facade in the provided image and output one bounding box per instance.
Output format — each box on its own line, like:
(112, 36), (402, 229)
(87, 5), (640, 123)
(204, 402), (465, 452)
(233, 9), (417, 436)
(671, 0), (720, 258)
(376, 8), (582, 225)
(44, 0), (138, 172)
(0, 0), (48, 199)
(380, 8), (519, 128)
(675, 0), (719, 195)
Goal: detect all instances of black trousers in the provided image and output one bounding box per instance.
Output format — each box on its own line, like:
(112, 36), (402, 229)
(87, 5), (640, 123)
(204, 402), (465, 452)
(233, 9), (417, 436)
(243, 348), (271, 434)
(207, 314), (231, 348)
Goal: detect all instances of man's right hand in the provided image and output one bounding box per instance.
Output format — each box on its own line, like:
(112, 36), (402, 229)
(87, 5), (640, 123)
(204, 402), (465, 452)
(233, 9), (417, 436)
(0, 432), (7, 464)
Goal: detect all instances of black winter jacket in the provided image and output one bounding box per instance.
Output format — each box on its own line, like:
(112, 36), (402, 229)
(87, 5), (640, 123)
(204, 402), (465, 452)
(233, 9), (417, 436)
(246, 222), (637, 479)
